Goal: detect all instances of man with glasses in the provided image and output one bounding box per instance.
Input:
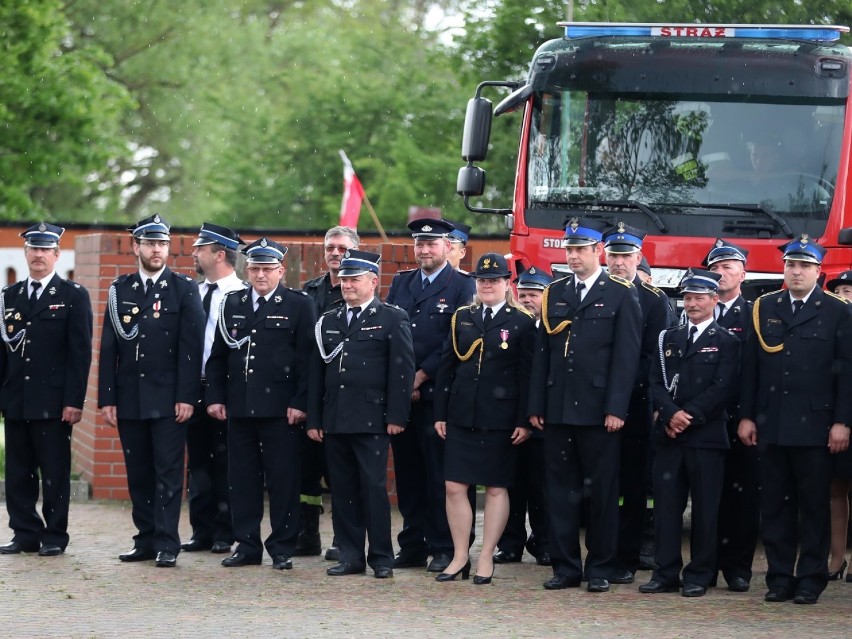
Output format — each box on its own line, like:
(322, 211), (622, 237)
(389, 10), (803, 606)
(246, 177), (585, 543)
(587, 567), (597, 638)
(300, 226), (360, 560)
(99, 215), (205, 568)
(206, 238), (315, 570)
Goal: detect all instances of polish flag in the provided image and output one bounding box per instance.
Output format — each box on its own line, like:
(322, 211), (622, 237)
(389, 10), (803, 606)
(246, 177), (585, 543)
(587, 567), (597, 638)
(339, 150), (365, 228)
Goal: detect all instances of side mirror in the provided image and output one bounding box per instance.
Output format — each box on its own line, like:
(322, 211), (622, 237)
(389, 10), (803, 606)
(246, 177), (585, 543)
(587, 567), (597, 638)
(457, 165), (486, 197)
(461, 97), (493, 162)
(494, 83), (533, 117)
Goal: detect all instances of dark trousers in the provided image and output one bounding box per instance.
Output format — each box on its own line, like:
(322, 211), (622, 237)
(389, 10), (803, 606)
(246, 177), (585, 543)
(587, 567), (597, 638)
(544, 423), (621, 581)
(616, 391), (653, 572)
(228, 417), (300, 559)
(498, 437), (548, 556)
(117, 417), (187, 555)
(651, 445), (725, 587)
(325, 432), (393, 570)
(760, 444), (831, 595)
(186, 396), (233, 544)
(716, 426), (760, 582)
(3, 419), (72, 549)
(299, 429), (325, 499)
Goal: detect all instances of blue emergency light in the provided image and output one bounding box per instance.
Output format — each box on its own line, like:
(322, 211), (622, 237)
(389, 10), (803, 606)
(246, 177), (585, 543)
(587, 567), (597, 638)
(560, 22), (850, 43)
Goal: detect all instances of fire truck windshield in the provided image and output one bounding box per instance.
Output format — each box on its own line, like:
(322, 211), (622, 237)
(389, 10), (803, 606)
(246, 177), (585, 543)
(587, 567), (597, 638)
(528, 94), (844, 237)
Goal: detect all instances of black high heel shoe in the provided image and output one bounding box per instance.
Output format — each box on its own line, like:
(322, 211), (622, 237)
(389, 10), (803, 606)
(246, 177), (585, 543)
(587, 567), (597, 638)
(473, 568), (495, 585)
(435, 560), (471, 582)
(828, 559), (847, 581)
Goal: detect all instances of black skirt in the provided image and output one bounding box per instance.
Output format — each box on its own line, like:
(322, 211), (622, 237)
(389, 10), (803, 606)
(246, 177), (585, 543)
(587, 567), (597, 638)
(443, 424), (517, 487)
(833, 447), (852, 480)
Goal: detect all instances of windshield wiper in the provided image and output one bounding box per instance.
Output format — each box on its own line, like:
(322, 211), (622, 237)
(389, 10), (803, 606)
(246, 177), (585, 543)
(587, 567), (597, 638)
(564, 199), (668, 233)
(690, 203), (794, 239)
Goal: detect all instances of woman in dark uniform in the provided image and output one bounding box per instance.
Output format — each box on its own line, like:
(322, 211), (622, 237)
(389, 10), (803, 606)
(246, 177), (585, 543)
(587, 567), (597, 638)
(827, 270), (852, 581)
(433, 253), (537, 584)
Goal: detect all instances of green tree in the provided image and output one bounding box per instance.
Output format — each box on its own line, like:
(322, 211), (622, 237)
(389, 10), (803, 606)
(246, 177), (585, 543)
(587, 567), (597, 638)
(0, 1), (131, 220)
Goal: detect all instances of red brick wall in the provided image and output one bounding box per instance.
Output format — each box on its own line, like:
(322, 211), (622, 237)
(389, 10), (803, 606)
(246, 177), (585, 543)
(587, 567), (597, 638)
(72, 233), (467, 500)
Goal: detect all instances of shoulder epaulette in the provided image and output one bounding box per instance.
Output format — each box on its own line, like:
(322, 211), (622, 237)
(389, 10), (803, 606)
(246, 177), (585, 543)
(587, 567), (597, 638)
(396, 268), (416, 275)
(758, 288), (785, 301)
(608, 273), (634, 288)
(383, 302), (405, 311)
(321, 307), (338, 317)
(511, 304), (534, 318)
(641, 280), (663, 296)
(825, 290), (850, 304)
(223, 289), (243, 297)
(182, 274), (194, 282)
(285, 287), (308, 296)
(550, 274), (572, 287)
(456, 268), (469, 275)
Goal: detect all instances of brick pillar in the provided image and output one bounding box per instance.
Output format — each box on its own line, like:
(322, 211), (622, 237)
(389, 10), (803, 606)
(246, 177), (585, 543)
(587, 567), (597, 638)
(72, 233), (197, 499)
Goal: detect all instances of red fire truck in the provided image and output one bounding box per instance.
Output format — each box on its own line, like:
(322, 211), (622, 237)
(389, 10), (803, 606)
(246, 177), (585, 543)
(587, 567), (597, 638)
(458, 23), (852, 295)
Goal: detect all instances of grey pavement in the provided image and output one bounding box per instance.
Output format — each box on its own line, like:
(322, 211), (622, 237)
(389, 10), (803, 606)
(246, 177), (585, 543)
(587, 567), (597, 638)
(0, 498), (849, 638)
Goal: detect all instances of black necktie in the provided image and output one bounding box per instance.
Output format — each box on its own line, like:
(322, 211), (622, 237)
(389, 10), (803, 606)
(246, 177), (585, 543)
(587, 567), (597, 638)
(29, 281), (41, 305)
(348, 306), (361, 326)
(716, 302), (725, 320)
(484, 306), (493, 326)
(792, 299), (804, 315)
(202, 283), (218, 317)
(422, 277), (430, 291)
(576, 281), (586, 301)
(255, 295), (266, 315)
(145, 278), (154, 297)
(689, 325), (698, 344)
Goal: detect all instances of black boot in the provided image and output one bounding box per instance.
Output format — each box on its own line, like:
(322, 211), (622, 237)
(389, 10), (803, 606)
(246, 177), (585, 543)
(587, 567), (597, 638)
(293, 503), (322, 556)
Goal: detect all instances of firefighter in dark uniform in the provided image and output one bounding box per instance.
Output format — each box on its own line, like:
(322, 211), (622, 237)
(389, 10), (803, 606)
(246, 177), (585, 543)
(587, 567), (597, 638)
(640, 269), (740, 597)
(444, 218), (472, 271)
(307, 250), (415, 579)
(99, 215), (205, 567)
(206, 238), (316, 570)
(494, 265), (553, 566)
(181, 222), (246, 555)
(739, 236), (852, 605)
(0, 223), (92, 557)
(300, 225), (360, 561)
(603, 222), (676, 583)
(703, 239), (758, 592)
(529, 218), (642, 593)
(386, 218), (475, 572)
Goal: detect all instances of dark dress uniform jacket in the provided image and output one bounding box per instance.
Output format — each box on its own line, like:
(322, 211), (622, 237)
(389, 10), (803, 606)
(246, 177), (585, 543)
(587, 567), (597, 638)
(206, 284), (315, 417)
(0, 275), (92, 418)
(303, 272), (344, 316)
(740, 288), (852, 445)
(650, 322), (741, 448)
(385, 264), (475, 401)
(433, 304), (536, 430)
(528, 273), (642, 424)
(307, 298), (415, 433)
(99, 268), (204, 419)
(635, 278), (676, 395)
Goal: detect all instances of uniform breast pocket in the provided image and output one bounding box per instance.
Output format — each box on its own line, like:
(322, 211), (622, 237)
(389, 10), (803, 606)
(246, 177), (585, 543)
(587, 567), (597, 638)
(44, 308), (69, 320)
(801, 327), (828, 341)
(762, 322), (785, 338)
(548, 305), (571, 319)
(584, 306), (614, 320)
(228, 317), (248, 331)
(694, 352), (720, 365)
(356, 328), (388, 341)
(265, 317), (292, 330)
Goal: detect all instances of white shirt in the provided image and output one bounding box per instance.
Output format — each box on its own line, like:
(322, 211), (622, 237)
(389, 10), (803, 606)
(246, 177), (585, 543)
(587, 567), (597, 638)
(27, 271), (56, 300)
(575, 267), (603, 301)
(789, 288), (815, 313)
(482, 300), (507, 321)
(201, 272), (245, 373)
(138, 267), (166, 292)
(421, 261), (449, 287)
(687, 316), (714, 343)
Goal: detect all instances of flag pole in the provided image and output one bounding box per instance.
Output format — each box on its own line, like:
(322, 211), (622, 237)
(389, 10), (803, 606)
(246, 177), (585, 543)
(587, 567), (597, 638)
(362, 192), (389, 243)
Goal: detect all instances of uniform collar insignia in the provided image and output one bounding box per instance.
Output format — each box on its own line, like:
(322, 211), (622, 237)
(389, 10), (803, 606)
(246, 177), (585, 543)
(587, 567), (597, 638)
(274, 295), (282, 303)
(131, 281), (139, 289)
(159, 279), (168, 288)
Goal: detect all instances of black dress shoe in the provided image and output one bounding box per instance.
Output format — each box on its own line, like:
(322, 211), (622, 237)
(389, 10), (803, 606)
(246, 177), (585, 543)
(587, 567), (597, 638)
(543, 574), (581, 590)
(326, 562), (365, 576)
(118, 547), (156, 562)
(374, 567), (393, 579)
(272, 554), (293, 570)
(493, 549), (522, 564)
(0, 541), (39, 554)
(609, 569), (635, 584)
(324, 546), (340, 562)
(181, 538), (212, 552)
(535, 552), (552, 567)
(221, 551), (262, 567)
(793, 590), (819, 605)
(587, 577), (610, 592)
(392, 550), (427, 568)
(38, 544), (63, 557)
(155, 551), (177, 567)
(639, 579), (679, 594)
(427, 553), (452, 573)
(211, 541), (233, 554)
(764, 589), (794, 603)
(681, 582), (706, 597)
(727, 576), (750, 592)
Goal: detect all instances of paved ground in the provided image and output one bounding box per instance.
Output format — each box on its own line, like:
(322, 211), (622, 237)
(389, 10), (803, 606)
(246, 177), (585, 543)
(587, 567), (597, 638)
(0, 498), (849, 638)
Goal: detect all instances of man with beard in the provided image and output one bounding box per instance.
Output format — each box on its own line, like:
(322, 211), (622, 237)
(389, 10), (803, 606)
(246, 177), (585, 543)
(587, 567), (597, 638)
(0, 223), (92, 557)
(99, 215), (205, 567)
(181, 223), (246, 555)
(386, 218), (475, 572)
